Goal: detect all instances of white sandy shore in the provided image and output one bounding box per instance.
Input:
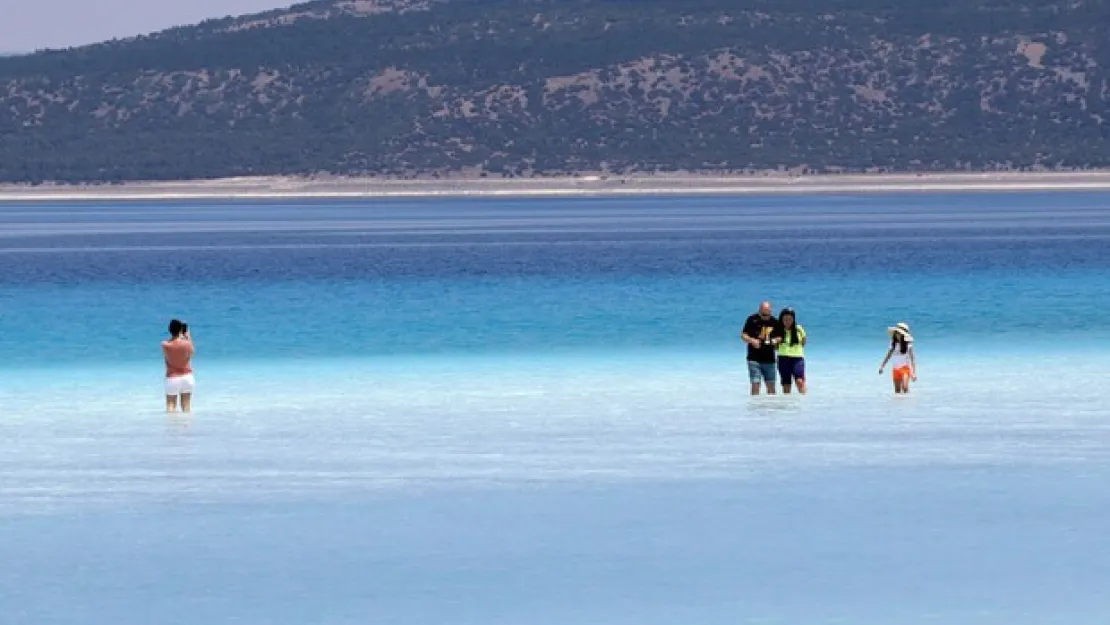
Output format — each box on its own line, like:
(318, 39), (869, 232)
(4, 171), (1110, 201)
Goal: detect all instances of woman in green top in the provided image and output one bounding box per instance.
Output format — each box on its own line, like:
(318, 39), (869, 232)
(776, 307), (807, 394)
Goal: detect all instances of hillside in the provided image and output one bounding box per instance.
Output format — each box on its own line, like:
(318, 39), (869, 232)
(1, 0), (1108, 183)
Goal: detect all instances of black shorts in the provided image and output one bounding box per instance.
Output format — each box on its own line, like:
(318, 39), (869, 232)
(777, 356), (805, 383)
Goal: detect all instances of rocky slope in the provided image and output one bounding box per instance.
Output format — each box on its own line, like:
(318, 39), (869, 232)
(1, 0), (1107, 182)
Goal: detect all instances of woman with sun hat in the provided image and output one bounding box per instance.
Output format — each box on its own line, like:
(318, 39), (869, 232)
(878, 322), (917, 394)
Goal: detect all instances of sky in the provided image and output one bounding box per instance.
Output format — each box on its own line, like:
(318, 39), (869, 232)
(1, 0), (289, 52)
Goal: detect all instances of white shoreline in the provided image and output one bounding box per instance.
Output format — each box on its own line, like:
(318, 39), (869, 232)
(4, 171), (1110, 201)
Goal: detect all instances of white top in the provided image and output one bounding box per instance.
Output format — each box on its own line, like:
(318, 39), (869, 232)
(890, 344), (914, 368)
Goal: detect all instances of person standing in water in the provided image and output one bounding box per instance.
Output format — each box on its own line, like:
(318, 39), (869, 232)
(741, 300), (782, 395)
(878, 322), (916, 394)
(776, 307), (807, 394)
(162, 319), (195, 412)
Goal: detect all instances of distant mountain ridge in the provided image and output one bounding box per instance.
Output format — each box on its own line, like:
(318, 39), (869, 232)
(1, 0), (1108, 183)
(160, 0), (438, 39)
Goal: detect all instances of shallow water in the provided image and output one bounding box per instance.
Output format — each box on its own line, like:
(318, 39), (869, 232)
(1, 193), (1109, 623)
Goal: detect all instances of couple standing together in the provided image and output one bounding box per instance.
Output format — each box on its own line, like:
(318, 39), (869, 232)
(741, 301), (807, 395)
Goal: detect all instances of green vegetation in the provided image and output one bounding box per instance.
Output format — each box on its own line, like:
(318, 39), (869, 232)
(1, 0), (1107, 182)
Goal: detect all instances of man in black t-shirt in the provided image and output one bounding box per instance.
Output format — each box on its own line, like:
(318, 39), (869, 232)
(740, 300), (783, 395)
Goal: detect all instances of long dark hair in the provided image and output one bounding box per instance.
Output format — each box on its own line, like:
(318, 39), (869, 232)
(891, 333), (909, 354)
(779, 308), (799, 346)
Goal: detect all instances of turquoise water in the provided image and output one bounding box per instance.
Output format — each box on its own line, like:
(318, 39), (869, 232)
(1, 193), (1109, 623)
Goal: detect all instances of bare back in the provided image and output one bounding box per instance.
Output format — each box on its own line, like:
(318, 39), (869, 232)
(162, 338), (194, 377)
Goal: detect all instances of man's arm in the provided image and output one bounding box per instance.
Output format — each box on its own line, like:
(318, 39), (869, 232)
(770, 322), (784, 346)
(740, 319), (760, 347)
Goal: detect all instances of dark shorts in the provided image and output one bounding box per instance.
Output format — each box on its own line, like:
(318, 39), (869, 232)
(747, 360), (777, 384)
(777, 356), (806, 384)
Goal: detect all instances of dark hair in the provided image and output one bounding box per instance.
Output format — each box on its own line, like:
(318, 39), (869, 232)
(168, 319), (185, 337)
(779, 308), (799, 346)
(891, 333), (909, 354)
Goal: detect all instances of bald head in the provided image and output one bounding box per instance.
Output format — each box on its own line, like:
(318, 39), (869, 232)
(759, 301), (773, 318)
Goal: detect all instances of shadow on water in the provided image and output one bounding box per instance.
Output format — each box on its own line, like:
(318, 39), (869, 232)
(744, 393), (805, 417)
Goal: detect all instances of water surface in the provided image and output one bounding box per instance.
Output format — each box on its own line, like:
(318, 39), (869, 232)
(1, 193), (1108, 624)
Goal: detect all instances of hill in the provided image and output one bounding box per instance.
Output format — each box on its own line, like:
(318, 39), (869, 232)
(1, 0), (1108, 183)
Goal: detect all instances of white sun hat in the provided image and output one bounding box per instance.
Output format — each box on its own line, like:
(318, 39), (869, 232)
(886, 322), (913, 342)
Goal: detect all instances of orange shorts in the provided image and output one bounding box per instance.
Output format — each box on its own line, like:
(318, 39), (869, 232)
(892, 365), (913, 383)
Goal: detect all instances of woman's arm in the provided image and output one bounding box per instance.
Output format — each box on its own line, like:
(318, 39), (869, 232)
(909, 347), (917, 379)
(878, 348), (893, 372)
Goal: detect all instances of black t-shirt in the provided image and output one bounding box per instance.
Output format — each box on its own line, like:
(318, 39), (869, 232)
(742, 313), (782, 363)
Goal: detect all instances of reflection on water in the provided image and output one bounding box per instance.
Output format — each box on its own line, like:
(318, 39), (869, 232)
(165, 413), (194, 432)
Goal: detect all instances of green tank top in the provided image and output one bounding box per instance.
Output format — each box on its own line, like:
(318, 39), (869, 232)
(777, 325), (806, 358)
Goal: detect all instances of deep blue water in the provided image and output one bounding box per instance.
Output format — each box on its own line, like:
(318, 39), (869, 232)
(1, 192), (1109, 624)
(2, 193), (1109, 366)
